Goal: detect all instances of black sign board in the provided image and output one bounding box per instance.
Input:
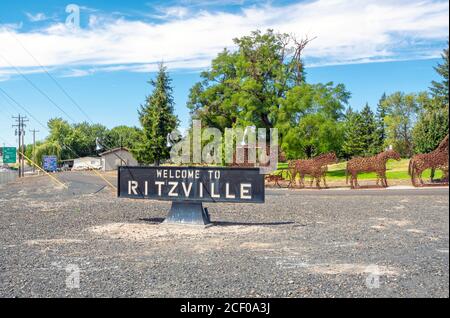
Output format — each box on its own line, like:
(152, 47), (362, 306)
(118, 166), (265, 203)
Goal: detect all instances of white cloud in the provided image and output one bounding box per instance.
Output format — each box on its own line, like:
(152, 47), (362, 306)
(0, 73), (10, 82)
(60, 68), (95, 78)
(25, 12), (50, 22)
(0, 0), (448, 78)
(151, 6), (191, 19)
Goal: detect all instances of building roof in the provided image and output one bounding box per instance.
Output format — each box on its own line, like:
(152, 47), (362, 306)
(99, 147), (131, 156)
(61, 156), (100, 162)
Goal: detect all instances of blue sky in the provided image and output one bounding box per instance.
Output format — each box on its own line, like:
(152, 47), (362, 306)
(0, 0), (448, 147)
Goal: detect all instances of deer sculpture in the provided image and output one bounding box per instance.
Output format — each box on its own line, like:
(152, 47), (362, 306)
(290, 152), (338, 189)
(409, 134), (449, 187)
(346, 150), (401, 189)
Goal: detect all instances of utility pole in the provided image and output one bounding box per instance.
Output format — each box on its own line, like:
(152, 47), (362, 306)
(12, 114), (28, 177)
(29, 129), (39, 173)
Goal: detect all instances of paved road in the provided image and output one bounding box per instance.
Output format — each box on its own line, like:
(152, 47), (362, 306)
(0, 172), (448, 297)
(38, 171), (450, 197)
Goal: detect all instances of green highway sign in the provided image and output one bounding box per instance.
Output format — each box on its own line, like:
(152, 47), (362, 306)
(1, 147), (17, 164)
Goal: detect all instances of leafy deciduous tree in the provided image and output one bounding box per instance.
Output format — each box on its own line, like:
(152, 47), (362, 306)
(382, 92), (424, 157)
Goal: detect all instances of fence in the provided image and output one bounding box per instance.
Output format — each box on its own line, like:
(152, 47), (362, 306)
(0, 170), (18, 185)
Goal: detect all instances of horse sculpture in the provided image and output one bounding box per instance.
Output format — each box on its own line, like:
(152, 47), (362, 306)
(346, 150), (401, 189)
(408, 134), (449, 187)
(289, 152), (338, 189)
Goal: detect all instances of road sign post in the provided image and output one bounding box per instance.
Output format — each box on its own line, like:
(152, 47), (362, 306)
(1, 147), (17, 164)
(43, 155), (58, 172)
(118, 166), (265, 225)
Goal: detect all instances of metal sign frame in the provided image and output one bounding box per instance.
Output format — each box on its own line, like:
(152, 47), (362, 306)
(118, 166), (265, 225)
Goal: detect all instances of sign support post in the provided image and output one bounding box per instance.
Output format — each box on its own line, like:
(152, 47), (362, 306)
(164, 201), (211, 226)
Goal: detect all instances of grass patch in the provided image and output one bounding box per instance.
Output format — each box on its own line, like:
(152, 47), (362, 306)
(277, 159), (442, 181)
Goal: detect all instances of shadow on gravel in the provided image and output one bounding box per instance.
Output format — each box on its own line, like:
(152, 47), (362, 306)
(138, 218), (295, 227)
(212, 221), (295, 227)
(139, 217), (166, 224)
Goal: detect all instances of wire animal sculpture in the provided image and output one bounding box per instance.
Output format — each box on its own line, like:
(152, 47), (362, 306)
(408, 134), (449, 187)
(346, 150), (401, 189)
(289, 152), (338, 189)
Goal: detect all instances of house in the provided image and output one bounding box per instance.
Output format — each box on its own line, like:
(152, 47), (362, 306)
(72, 157), (103, 171)
(60, 159), (74, 171)
(100, 147), (137, 171)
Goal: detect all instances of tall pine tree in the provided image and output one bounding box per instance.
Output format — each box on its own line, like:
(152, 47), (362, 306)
(342, 107), (366, 159)
(372, 93), (387, 153)
(430, 43), (449, 106)
(414, 44), (449, 154)
(136, 63), (178, 165)
(359, 103), (377, 155)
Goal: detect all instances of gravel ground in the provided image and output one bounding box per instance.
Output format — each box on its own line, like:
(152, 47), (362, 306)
(0, 172), (448, 298)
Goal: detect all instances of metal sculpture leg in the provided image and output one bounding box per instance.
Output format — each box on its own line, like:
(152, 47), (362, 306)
(164, 201), (211, 226)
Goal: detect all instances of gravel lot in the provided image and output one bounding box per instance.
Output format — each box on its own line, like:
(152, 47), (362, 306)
(0, 172), (448, 298)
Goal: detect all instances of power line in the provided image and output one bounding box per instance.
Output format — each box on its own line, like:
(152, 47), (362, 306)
(0, 100), (14, 117)
(29, 129), (39, 173)
(0, 86), (48, 132)
(0, 88), (85, 176)
(2, 26), (95, 123)
(0, 89), (23, 115)
(0, 86), (100, 167)
(0, 54), (78, 123)
(0, 30), (140, 188)
(0, 134), (13, 147)
(12, 114), (28, 177)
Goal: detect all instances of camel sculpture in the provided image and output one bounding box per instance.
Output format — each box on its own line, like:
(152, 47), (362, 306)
(409, 134), (449, 187)
(346, 150), (401, 189)
(289, 152), (338, 189)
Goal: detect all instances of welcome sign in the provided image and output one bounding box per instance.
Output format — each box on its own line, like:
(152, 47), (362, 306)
(118, 166), (265, 203)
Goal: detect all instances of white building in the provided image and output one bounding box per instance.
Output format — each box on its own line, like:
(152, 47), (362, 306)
(72, 157), (102, 170)
(100, 147), (137, 171)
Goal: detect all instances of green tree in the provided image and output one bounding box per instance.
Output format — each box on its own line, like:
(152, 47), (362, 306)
(382, 92), (424, 157)
(66, 122), (108, 158)
(136, 63), (179, 165)
(46, 118), (73, 159)
(187, 30), (349, 158)
(412, 44), (449, 153)
(187, 30), (311, 133)
(430, 43), (449, 105)
(412, 46), (450, 178)
(413, 106), (449, 154)
(372, 93), (387, 153)
(342, 108), (366, 159)
(359, 103), (378, 155)
(282, 113), (344, 159)
(104, 125), (143, 151)
(34, 141), (62, 167)
(44, 118), (108, 160)
(279, 82), (349, 158)
(24, 141), (43, 166)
